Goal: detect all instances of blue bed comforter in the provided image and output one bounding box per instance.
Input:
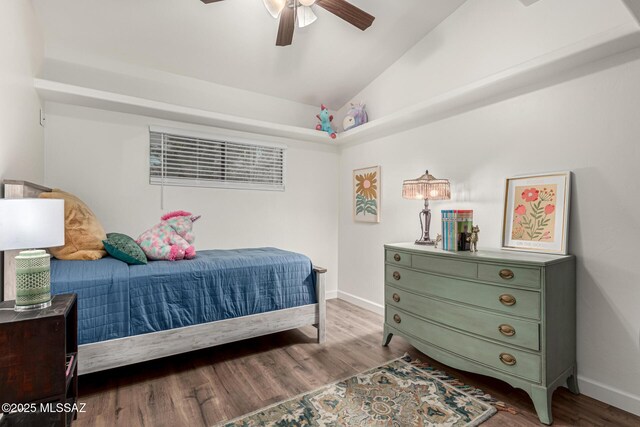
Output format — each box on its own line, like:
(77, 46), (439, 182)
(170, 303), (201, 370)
(51, 248), (317, 345)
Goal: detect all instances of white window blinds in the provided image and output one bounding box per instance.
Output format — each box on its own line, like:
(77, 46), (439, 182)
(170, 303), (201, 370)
(149, 128), (286, 191)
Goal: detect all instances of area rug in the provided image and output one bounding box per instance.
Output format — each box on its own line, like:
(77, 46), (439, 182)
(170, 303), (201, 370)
(217, 355), (507, 427)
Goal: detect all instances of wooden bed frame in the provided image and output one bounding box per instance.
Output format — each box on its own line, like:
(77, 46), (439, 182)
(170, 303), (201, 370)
(2, 180), (327, 375)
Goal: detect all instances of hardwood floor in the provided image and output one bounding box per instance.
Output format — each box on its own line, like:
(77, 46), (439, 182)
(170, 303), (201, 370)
(75, 299), (639, 426)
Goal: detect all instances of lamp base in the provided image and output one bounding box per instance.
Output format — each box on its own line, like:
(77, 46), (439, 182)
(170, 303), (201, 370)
(14, 250), (52, 313)
(415, 238), (435, 246)
(14, 300), (52, 312)
(414, 200), (435, 246)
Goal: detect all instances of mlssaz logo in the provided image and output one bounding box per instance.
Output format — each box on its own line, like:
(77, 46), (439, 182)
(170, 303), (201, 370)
(40, 402), (87, 413)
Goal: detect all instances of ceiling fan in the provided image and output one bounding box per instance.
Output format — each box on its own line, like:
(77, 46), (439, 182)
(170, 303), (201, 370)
(200, 0), (375, 47)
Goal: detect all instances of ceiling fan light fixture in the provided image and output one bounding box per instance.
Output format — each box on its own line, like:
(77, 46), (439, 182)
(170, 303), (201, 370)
(200, 0), (375, 46)
(297, 6), (317, 27)
(263, 0), (286, 18)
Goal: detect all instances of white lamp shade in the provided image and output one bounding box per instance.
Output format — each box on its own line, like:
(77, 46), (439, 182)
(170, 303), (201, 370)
(297, 6), (317, 27)
(263, 0), (286, 18)
(0, 199), (65, 251)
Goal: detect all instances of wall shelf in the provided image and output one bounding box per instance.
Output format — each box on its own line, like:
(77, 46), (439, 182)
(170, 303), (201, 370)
(35, 23), (640, 149)
(338, 23), (640, 147)
(34, 79), (337, 146)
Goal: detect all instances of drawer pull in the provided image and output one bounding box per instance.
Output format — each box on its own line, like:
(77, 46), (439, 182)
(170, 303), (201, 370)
(394, 253), (401, 262)
(499, 269), (515, 280)
(498, 324), (516, 337)
(392, 293), (400, 303)
(393, 271), (401, 281)
(499, 353), (517, 366)
(499, 294), (516, 306)
(393, 314), (401, 324)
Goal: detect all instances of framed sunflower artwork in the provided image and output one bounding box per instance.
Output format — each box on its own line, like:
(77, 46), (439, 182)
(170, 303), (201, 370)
(353, 166), (381, 223)
(501, 171), (571, 254)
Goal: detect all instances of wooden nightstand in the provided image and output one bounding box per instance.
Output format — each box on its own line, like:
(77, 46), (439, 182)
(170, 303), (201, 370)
(0, 294), (78, 427)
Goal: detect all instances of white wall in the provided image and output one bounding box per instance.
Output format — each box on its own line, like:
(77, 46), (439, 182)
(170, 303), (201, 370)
(0, 1), (44, 300)
(336, 0), (635, 121)
(338, 53), (640, 414)
(43, 103), (340, 296)
(0, 1), (44, 184)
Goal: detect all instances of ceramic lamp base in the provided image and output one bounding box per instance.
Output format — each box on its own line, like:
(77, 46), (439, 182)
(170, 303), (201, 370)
(14, 249), (52, 312)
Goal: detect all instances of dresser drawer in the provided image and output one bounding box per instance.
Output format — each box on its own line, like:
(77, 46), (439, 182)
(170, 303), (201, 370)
(478, 264), (541, 289)
(385, 267), (540, 319)
(411, 254), (477, 279)
(386, 308), (541, 382)
(385, 286), (540, 351)
(386, 250), (411, 267)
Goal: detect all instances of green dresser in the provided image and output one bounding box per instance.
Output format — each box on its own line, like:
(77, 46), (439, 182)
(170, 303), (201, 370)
(383, 243), (578, 425)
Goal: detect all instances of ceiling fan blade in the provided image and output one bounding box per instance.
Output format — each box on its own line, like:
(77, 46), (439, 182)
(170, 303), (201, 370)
(276, 5), (296, 46)
(200, 0), (225, 3)
(316, 0), (374, 31)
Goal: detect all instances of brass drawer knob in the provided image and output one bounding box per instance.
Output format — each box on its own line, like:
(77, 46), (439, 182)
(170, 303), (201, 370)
(394, 253), (401, 262)
(393, 271), (401, 281)
(393, 314), (401, 324)
(499, 353), (517, 366)
(499, 294), (516, 306)
(498, 324), (516, 337)
(392, 293), (400, 303)
(499, 269), (515, 280)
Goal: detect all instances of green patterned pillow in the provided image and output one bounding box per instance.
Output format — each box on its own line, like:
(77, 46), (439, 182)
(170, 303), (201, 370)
(103, 233), (148, 265)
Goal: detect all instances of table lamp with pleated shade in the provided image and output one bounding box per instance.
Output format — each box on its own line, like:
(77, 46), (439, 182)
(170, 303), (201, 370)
(402, 170), (451, 245)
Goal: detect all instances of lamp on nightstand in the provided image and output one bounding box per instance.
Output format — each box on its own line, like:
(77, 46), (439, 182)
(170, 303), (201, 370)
(402, 170), (451, 245)
(0, 199), (64, 311)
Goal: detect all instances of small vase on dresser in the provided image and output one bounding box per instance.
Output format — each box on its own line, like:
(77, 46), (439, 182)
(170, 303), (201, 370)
(382, 243), (578, 425)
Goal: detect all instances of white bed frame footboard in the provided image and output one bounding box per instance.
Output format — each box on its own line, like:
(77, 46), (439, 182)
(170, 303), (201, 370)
(80, 267), (326, 374)
(2, 180), (327, 375)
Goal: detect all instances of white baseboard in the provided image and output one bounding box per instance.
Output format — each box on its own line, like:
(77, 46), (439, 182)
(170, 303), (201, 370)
(337, 290), (384, 315)
(325, 290), (338, 300)
(578, 376), (640, 416)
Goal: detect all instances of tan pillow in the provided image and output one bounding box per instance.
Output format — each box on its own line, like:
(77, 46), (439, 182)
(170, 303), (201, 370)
(39, 190), (107, 260)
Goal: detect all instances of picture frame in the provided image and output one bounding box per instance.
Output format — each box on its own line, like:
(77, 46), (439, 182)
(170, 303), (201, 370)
(501, 171), (571, 254)
(353, 165), (381, 223)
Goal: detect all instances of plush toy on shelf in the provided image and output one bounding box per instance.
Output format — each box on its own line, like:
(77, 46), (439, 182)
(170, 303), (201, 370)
(343, 102), (368, 131)
(136, 211), (201, 261)
(316, 104), (337, 139)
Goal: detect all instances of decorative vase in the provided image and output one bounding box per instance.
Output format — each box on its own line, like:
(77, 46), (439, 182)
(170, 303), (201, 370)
(15, 250), (52, 311)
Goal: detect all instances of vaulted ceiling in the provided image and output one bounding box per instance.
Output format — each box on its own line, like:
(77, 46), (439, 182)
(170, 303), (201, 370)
(32, 0), (465, 109)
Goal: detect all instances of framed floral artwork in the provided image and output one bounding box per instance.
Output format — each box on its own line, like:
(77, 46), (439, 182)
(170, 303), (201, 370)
(502, 171), (571, 254)
(353, 166), (380, 223)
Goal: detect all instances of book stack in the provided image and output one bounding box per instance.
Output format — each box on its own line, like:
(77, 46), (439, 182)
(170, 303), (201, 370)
(441, 210), (473, 251)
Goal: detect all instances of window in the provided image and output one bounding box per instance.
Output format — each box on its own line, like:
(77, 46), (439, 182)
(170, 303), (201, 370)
(149, 127), (286, 191)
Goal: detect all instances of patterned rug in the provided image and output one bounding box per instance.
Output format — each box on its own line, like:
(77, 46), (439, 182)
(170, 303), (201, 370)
(217, 355), (504, 427)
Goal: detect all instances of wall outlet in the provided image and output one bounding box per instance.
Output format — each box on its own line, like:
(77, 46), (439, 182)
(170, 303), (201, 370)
(39, 109), (46, 127)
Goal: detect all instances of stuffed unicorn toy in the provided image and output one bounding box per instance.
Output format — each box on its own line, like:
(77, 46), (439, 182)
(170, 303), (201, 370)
(316, 104), (337, 139)
(136, 211), (201, 261)
(343, 102), (368, 131)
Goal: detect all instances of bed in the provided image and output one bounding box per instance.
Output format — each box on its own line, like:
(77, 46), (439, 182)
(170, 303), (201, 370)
(2, 180), (326, 375)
